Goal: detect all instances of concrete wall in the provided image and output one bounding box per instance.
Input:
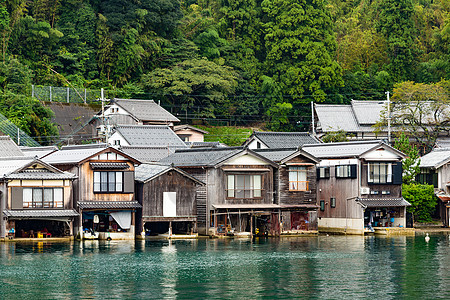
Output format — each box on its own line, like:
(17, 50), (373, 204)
(318, 217), (364, 235)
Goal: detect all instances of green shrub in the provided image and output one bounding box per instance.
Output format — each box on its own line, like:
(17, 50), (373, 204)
(402, 183), (436, 223)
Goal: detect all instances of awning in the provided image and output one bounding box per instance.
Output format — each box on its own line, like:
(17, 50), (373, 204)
(357, 198), (411, 207)
(3, 209), (79, 220)
(213, 204), (281, 209)
(110, 211), (131, 229)
(143, 216), (197, 222)
(90, 162), (130, 170)
(436, 194), (450, 202)
(280, 204), (320, 209)
(78, 201), (142, 209)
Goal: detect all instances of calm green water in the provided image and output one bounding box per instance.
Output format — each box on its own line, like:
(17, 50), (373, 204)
(0, 235), (449, 299)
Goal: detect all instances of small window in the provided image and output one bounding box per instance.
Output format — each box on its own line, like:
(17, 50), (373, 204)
(317, 167), (330, 179)
(330, 197), (336, 208)
(256, 141), (261, 149)
(114, 140), (120, 146)
(368, 162), (392, 184)
(23, 188), (64, 209)
(227, 174), (262, 199)
(320, 200), (325, 211)
(289, 166), (308, 191)
(94, 171), (124, 193)
(336, 165), (357, 178)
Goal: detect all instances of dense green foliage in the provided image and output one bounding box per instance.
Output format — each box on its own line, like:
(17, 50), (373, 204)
(0, 0), (449, 135)
(402, 183), (437, 223)
(195, 125), (252, 146)
(393, 132), (421, 184)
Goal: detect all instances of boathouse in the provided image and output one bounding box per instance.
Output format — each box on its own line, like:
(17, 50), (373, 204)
(134, 164), (204, 238)
(42, 144), (141, 240)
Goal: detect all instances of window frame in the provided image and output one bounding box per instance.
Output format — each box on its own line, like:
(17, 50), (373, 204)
(368, 162), (393, 184)
(226, 174), (263, 199)
(23, 187), (64, 209)
(335, 165), (357, 179)
(288, 166), (309, 191)
(317, 167), (330, 179)
(93, 171), (124, 193)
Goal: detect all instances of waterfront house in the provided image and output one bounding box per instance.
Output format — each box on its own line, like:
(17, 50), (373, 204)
(302, 140), (410, 235)
(42, 144), (141, 240)
(0, 156), (77, 239)
(255, 148), (320, 234)
(160, 147), (279, 236)
(417, 148), (450, 227)
(134, 164), (204, 238)
(243, 131), (320, 149)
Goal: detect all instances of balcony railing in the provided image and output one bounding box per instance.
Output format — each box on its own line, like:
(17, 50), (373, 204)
(289, 181), (309, 191)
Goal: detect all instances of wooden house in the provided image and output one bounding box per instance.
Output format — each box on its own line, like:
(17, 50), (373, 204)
(173, 125), (208, 142)
(134, 164), (204, 237)
(255, 148), (320, 234)
(160, 147), (279, 236)
(418, 148), (450, 227)
(303, 140), (409, 235)
(42, 144), (141, 240)
(0, 157), (77, 239)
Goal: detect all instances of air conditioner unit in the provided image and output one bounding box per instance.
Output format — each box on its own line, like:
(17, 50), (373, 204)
(360, 187), (370, 195)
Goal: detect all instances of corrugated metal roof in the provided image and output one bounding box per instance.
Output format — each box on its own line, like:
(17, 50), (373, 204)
(420, 148), (450, 168)
(253, 148), (297, 162)
(115, 125), (187, 147)
(315, 104), (360, 132)
(159, 147), (244, 167)
(77, 201), (142, 209)
(302, 140), (382, 158)
(135, 164), (171, 182)
(113, 99), (180, 123)
(252, 131), (320, 148)
(3, 209), (79, 218)
(90, 162), (130, 169)
(357, 198), (411, 207)
(0, 136), (25, 157)
(42, 145), (108, 164)
(20, 146), (58, 158)
(351, 100), (386, 125)
(119, 146), (180, 163)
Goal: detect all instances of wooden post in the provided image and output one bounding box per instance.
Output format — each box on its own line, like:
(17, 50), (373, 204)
(250, 210), (253, 236)
(169, 221), (172, 237)
(67, 87), (70, 103)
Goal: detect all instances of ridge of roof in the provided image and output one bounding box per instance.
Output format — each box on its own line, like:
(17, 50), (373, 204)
(302, 140), (383, 148)
(254, 131), (311, 135)
(174, 146), (244, 153)
(61, 143), (108, 150)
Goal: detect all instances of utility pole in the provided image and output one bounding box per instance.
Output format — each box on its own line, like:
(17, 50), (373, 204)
(311, 101), (315, 136)
(100, 88), (110, 144)
(386, 91), (391, 144)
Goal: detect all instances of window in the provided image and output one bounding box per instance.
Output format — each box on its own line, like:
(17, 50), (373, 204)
(330, 197), (336, 208)
(320, 200), (325, 211)
(289, 166), (308, 191)
(368, 163), (392, 184)
(317, 167), (330, 179)
(94, 171), (123, 192)
(227, 174), (262, 198)
(416, 168), (438, 188)
(113, 140), (120, 146)
(336, 165), (357, 178)
(23, 188), (63, 209)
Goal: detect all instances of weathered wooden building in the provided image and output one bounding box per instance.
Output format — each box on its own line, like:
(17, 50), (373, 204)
(134, 164), (204, 237)
(303, 140), (409, 235)
(42, 144), (141, 240)
(160, 147), (279, 236)
(0, 157), (77, 239)
(256, 148), (320, 234)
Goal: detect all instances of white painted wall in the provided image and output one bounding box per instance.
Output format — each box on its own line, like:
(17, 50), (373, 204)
(224, 154), (268, 165)
(318, 217), (364, 235)
(247, 139), (268, 149)
(108, 132), (130, 146)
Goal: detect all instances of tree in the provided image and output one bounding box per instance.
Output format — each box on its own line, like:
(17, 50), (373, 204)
(140, 58), (238, 118)
(402, 183), (436, 223)
(388, 80), (450, 153)
(321, 130), (348, 143)
(0, 0), (10, 62)
(393, 132), (420, 184)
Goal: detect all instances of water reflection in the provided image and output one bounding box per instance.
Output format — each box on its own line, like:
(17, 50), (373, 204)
(0, 235), (449, 299)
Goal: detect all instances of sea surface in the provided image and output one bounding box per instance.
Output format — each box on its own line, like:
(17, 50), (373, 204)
(0, 234), (449, 299)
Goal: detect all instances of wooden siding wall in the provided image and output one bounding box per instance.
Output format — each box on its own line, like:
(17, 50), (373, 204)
(182, 168), (207, 233)
(141, 171), (198, 217)
(361, 162), (402, 198)
(317, 164), (362, 219)
(279, 156), (317, 205)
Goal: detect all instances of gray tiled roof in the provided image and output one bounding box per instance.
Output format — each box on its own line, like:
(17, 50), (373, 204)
(3, 209), (79, 218)
(185, 141), (226, 148)
(174, 125), (209, 134)
(0, 156), (76, 179)
(120, 146), (182, 163)
(113, 99), (180, 123)
(352, 100), (386, 125)
(357, 198), (411, 207)
(0, 136), (24, 157)
(419, 148), (450, 168)
(20, 146), (58, 158)
(315, 104), (360, 132)
(251, 132), (320, 148)
(78, 201), (142, 209)
(135, 164), (171, 182)
(42, 144), (108, 164)
(6, 170), (75, 180)
(115, 125), (187, 147)
(159, 147), (244, 167)
(253, 148), (297, 162)
(90, 162), (130, 169)
(302, 140), (383, 158)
